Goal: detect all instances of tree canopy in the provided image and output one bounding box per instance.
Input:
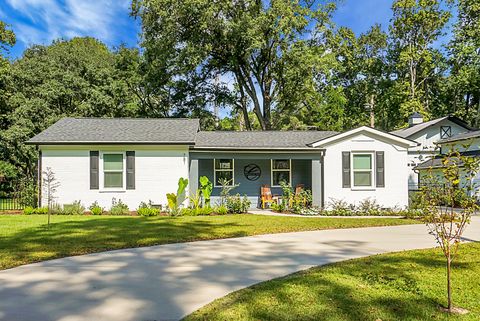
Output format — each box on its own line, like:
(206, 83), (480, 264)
(0, 0), (479, 180)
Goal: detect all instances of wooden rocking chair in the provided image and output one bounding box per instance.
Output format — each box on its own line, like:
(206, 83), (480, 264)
(261, 185), (279, 209)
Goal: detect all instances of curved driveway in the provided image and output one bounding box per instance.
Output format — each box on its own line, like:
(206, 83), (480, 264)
(1, 218), (479, 321)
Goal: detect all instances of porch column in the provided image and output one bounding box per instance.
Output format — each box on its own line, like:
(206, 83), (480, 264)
(189, 158), (199, 200)
(311, 158), (322, 208)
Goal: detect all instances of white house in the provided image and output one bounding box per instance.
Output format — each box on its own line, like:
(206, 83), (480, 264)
(391, 113), (473, 190)
(27, 118), (418, 210)
(416, 128), (480, 194)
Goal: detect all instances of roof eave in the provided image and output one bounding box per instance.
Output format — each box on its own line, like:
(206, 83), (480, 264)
(190, 147), (322, 152)
(26, 141), (196, 145)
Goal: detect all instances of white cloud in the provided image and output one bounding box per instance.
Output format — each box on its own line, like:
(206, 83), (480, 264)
(5, 0), (135, 47)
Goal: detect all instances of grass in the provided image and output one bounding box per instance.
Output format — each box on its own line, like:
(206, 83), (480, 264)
(0, 214), (417, 270)
(184, 242), (480, 321)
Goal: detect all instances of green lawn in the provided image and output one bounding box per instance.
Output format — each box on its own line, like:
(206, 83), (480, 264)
(185, 242), (480, 321)
(0, 214), (417, 270)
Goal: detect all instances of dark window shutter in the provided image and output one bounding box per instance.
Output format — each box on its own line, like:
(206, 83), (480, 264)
(376, 151), (385, 188)
(126, 151), (135, 190)
(342, 152), (351, 188)
(90, 151), (99, 190)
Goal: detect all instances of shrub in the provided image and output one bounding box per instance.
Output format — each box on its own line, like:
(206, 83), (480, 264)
(62, 201), (85, 215)
(327, 199), (354, 216)
(197, 206), (214, 215)
(271, 201), (286, 213)
(180, 206), (214, 216)
(109, 198), (130, 215)
(23, 206), (34, 215)
(357, 198), (382, 215)
(226, 194), (250, 214)
(137, 201), (160, 217)
(214, 205), (228, 215)
(34, 207), (49, 214)
(88, 201), (103, 215)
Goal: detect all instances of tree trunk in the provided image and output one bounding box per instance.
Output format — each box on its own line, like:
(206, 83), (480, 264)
(370, 94), (375, 128)
(447, 251), (452, 311)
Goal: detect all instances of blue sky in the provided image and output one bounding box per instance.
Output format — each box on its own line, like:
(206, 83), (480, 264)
(1, 0), (450, 59)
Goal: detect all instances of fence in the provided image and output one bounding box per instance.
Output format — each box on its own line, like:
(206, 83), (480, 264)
(0, 197), (27, 211)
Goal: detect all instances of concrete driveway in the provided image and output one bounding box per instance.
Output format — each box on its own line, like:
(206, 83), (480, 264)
(1, 218), (479, 321)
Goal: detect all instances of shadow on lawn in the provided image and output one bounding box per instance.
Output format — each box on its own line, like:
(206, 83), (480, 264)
(0, 221), (376, 321)
(0, 216), (251, 270)
(193, 257), (476, 321)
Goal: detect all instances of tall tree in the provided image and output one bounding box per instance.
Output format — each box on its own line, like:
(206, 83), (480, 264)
(0, 20), (16, 130)
(448, 0), (480, 125)
(389, 0), (451, 121)
(132, 0), (340, 130)
(1, 37), (141, 178)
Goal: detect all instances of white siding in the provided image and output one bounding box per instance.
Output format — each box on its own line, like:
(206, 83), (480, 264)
(406, 119), (470, 190)
(408, 119), (469, 152)
(40, 145), (190, 210)
(323, 133), (409, 209)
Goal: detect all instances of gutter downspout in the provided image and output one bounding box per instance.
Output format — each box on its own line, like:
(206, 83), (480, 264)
(320, 150), (325, 209)
(37, 147), (42, 207)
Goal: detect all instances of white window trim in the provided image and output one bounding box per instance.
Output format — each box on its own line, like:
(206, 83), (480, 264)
(271, 159), (292, 187)
(214, 158), (235, 187)
(100, 151), (126, 192)
(351, 152), (375, 190)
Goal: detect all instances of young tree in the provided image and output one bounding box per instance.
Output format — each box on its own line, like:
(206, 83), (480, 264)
(132, 0), (340, 130)
(42, 167), (60, 227)
(418, 147), (480, 313)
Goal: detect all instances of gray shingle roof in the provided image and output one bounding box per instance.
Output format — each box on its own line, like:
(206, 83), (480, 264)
(415, 150), (480, 170)
(391, 116), (472, 138)
(438, 130), (480, 144)
(27, 118), (200, 144)
(194, 131), (338, 149)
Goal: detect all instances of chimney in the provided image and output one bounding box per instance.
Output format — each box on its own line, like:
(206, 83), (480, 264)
(408, 112), (423, 127)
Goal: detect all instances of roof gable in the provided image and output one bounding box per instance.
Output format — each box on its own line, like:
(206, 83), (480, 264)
(309, 126), (418, 148)
(27, 118), (200, 145)
(391, 116), (473, 138)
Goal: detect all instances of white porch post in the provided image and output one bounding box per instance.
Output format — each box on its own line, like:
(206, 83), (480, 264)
(189, 158), (199, 203)
(311, 158), (322, 207)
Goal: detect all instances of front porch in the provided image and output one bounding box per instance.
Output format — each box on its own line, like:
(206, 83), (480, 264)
(189, 152), (324, 208)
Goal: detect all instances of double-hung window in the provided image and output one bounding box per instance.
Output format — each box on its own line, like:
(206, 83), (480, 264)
(214, 159), (234, 186)
(103, 153), (124, 188)
(352, 153), (373, 188)
(271, 159), (291, 187)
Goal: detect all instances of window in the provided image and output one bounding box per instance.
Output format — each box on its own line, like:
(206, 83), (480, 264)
(440, 126), (452, 139)
(352, 153), (373, 187)
(214, 159), (234, 186)
(271, 159), (291, 187)
(103, 153), (124, 188)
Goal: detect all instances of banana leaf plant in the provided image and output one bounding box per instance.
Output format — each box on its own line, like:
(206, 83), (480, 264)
(199, 176), (213, 207)
(166, 177), (188, 215)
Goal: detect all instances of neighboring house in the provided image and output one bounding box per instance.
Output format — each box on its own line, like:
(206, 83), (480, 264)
(27, 118), (417, 210)
(415, 129), (480, 194)
(391, 113), (473, 190)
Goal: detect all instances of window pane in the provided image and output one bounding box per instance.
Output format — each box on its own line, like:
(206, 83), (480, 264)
(104, 154), (123, 171)
(273, 171), (290, 186)
(215, 159), (233, 170)
(354, 172), (371, 186)
(104, 172), (123, 188)
(216, 170), (233, 186)
(353, 155), (371, 170)
(273, 160), (290, 170)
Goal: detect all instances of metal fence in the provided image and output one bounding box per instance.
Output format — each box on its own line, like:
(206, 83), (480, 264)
(0, 197), (26, 211)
